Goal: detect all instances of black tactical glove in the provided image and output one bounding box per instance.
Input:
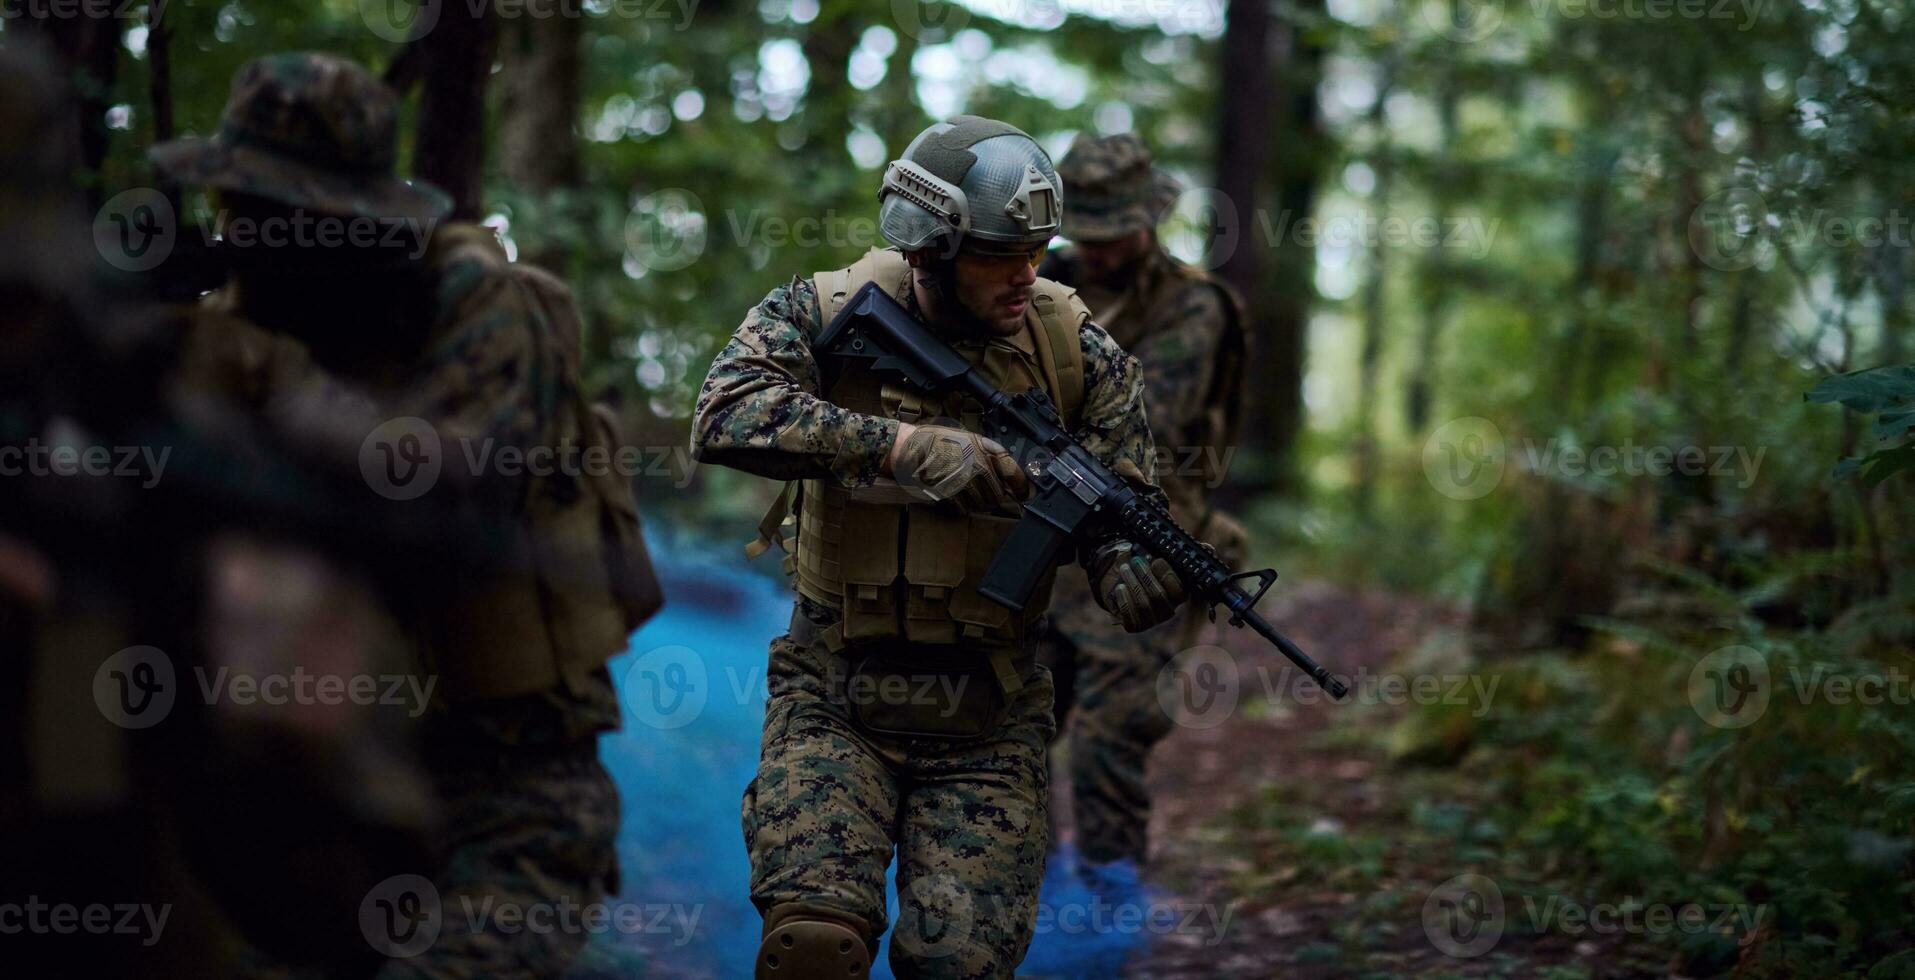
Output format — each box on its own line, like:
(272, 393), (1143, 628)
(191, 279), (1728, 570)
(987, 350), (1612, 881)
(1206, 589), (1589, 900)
(1090, 540), (1189, 633)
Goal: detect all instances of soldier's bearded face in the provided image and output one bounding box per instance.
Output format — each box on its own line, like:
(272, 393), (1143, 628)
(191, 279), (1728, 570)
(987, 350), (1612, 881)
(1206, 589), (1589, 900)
(950, 250), (1039, 336)
(1074, 229), (1154, 288)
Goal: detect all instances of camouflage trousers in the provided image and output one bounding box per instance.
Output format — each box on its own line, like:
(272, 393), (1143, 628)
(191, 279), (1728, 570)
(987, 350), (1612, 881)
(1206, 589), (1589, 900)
(375, 745), (622, 980)
(1036, 568), (1187, 866)
(743, 612), (1056, 979)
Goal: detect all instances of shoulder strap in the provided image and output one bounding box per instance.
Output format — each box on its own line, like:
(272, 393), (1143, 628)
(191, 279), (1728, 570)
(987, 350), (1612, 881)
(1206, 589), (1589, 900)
(1178, 266), (1250, 453)
(745, 479), (799, 562)
(814, 247), (911, 328)
(1028, 279), (1086, 429)
(751, 250), (908, 566)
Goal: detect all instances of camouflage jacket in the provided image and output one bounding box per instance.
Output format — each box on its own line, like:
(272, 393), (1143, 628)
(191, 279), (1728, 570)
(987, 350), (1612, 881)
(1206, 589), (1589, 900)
(690, 273), (1160, 548)
(181, 225), (624, 748)
(1040, 244), (1240, 520)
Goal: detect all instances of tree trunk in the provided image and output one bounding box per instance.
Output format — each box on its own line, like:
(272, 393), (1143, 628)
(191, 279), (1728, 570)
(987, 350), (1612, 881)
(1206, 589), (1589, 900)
(1214, 0), (1270, 306)
(1354, 58), (1397, 520)
(800, 7), (858, 157)
(1216, 0), (1325, 497)
(499, 0), (582, 273)
(147, 1), (178, 217)
(876, 25), (924, 163)
(1406, 75), (1458, 433)
(1267, 0), (1327, 497)
(13, 7), (120, 212)
(414, 5), (498, 222)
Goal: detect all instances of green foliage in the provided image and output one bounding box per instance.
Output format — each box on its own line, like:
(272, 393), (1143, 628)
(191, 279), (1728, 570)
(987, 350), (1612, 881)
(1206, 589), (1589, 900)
(70, 3), (1914, 971)
(1809, 364), (1915, 487)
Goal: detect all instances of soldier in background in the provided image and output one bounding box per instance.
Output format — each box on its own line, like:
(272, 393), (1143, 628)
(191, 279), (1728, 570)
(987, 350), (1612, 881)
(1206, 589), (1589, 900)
(1036, 132), (1249, 874)
(148, 53), (660, 978)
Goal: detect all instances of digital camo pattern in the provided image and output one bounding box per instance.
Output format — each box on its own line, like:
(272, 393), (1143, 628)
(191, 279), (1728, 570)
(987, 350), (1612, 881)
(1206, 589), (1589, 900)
(743, 629), (1056, 978)
(195, 223), (571, 516)
(1038, 243), (1233, 866)
(190, 225), (623, 977)
(689, 274), (1157, 496)
(1053, 132), (1181, 243)
(699, 265), (1160, 976)
(376, 750), (622, 980)
(150, 52), (451, 222)
(1039, 584), (1184, 865)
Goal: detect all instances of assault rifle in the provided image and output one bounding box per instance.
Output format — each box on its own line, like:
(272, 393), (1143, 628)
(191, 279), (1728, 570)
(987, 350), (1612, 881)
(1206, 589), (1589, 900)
(817, 282), (1348, 699)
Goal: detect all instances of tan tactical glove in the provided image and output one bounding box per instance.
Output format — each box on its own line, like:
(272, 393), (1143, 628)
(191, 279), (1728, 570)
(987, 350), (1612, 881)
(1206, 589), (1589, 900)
(887, 423), (1031, 514)
(1090, 540), (1189, 633)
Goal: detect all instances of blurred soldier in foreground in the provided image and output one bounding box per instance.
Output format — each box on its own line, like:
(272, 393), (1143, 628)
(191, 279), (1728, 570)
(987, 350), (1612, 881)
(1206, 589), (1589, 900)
(1036, 133), (1248, 872)
(2, 39), (433, 977)
(693, 116), (1190, 978)
(149, 53), (659, 978)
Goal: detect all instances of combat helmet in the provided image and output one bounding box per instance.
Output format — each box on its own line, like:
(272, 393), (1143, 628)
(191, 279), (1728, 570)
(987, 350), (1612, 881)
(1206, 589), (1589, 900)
(878, 116), (1061, 257)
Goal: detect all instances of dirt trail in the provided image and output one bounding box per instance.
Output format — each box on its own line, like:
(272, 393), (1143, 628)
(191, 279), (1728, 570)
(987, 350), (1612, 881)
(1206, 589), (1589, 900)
(1102, 582), (1671, 979)
(1118, 581), (1453, 977)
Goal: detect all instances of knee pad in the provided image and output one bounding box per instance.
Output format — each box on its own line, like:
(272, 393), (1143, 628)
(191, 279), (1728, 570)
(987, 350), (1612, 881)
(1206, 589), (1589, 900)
(755, 915), (870, 979)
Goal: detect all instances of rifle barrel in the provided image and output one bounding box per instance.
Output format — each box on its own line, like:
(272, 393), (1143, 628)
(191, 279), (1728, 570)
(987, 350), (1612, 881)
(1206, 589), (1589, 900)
(1229, 595), (1350, 699)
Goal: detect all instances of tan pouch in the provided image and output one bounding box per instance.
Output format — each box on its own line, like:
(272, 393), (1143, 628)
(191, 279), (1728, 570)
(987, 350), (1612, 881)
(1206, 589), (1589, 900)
(947, 512), (1022, 642)
(903, 508), (967, 644)
(837, 502), (901, 643)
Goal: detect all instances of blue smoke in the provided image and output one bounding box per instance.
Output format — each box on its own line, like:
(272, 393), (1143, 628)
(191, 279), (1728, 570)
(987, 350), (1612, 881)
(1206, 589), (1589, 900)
(587, 549), (1156, 977)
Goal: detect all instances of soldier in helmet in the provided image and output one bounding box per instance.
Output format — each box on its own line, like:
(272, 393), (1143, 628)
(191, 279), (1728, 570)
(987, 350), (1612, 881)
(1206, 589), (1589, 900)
(1035, 132), (1249, 875)
(692, 116), (1192, 978)
(150, 53), (659, 978)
